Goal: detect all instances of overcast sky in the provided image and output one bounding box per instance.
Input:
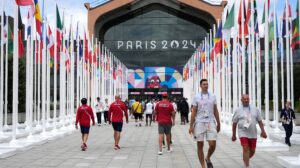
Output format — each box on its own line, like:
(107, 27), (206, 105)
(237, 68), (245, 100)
(1, 0), (299, 36)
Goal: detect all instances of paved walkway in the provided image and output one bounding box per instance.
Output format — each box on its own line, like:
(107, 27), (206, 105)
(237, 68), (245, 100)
(0, 117), (299, 168)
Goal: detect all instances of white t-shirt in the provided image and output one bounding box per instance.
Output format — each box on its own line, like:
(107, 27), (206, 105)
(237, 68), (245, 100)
(95, 101), (104, 112)
(103, 102), (109, 111)
(145, 102), (153, 114)
(172, 102), (177, 112)
(192, 92), (217, 123)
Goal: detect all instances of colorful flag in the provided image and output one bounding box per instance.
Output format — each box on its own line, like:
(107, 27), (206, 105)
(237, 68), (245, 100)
(3, 12), (7, 44)
(224, 4), (235, 29)
(238, 0), (249, 36)
(18, 7), (25, 58)
(27, 5), (34, 38)
(15, 0), (34, 6)
(47, 25), (55, 58)
(34, 0), (43, 36)
(262, 0), (270, 24)
(292, 0), (300, 49)
(282, 2), (292, 37)
(7, 23), (13, 56)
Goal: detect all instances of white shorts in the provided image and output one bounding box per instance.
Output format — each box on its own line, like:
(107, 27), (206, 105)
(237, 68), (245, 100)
(193, 122), (217, 141)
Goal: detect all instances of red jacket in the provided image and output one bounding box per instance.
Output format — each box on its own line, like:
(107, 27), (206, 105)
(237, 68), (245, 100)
(108, 100), (128, 123)
(75, 105), (95, 127)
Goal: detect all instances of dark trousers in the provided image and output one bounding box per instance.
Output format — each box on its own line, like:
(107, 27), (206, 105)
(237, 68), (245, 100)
(96, 112), (103, 124)
(145, 114), (152, 125)
(181, 112), (189, 124)
(104, 111), (108, 123)
(283, 124), (293, 144)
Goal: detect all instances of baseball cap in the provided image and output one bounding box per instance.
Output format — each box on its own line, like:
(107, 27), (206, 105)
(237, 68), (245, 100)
(162, 93), (168, 97)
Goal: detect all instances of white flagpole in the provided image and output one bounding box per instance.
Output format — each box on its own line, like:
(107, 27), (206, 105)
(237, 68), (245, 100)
(289, 17), (294, 109)
(241, 0), (246, 95)
(76, 22), (80, 108)
(11, 1), (19, 142)
(25, 34), (30, 130)
(264, 0), (270, 128)
(4, 14), (9, 128)
(41, 18), (47, 133)
(273, 0), (279, 129)
(28, 15), (35, 136)
(0, 0), (5, 133)
(280, 18), (285, 109)
(251, 0), (256, 106)
(37, 37), (41, 127)
(71, 17), (75, 120)
(233, 4), (238, 110)
(53, 3), (58, 130)
(285, 0), (290, 102)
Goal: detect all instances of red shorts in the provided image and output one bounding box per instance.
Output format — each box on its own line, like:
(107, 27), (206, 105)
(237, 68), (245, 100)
(240, 137), (257, 150)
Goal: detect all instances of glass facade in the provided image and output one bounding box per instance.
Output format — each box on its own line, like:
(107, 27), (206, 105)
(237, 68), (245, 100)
(103, 9), (208, 68)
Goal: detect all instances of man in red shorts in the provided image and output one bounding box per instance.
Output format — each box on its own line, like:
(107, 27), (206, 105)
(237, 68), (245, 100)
(153, 93), (175, 155)
(75, 98), (95, 151)
(232, 94), (267, 168)
(108, 95), (128, 150)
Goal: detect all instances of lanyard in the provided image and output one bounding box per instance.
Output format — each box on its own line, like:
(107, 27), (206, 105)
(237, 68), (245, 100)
(200, 92), (209, 100)
(243, 106), (251, 118)
(285, 109), (291, 119)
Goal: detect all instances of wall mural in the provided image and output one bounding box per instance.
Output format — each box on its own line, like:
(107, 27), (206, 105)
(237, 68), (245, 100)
(128, 67), (183, 89)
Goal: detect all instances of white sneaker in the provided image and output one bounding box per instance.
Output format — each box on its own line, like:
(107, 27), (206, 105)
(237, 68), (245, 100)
(167, 148), (173, 153)
(158, 151), (163, 155)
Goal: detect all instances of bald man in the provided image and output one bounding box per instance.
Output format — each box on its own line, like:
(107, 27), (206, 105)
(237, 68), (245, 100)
(232, 94), (267, 168)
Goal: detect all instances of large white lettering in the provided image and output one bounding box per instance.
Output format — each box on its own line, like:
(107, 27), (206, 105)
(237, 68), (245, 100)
(126, 41), (133, 50)
(116, 40), (199, 50)
(117, 41), (124, 49)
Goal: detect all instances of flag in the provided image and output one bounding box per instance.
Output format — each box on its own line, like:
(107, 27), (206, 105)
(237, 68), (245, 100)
(282, 2), (292, 37)
(253, 0), (259, 34)
(3, 12), (7, 44)
(84, 31), (89, 62)
(262, 0), (270, 23)
(292, 0), (300, 49)
(223, 4), (235, 29)
(47, 25), (55, 58)
(34, 0), (42, 36)
(18, 7), (25, 58)
(238, 0), (249, 36)
(79, 40), (83, 59)
(268, 13), (275, 42)
(27, 5), (34, 38)
(15, 0), (34, 6)
(7, 23), (13, 56)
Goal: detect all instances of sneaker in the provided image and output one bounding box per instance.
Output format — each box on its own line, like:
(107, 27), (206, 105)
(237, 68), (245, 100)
(158, 151), (163, 155)
(205, 159), (213, 168)
(167, 148), (173, 153)
(116, 145), (121, 149)
(105, 123), (108, 126)
(139, 123), (142, 127)
(114, 146), (118, 150)
(97, 123), (100, 126)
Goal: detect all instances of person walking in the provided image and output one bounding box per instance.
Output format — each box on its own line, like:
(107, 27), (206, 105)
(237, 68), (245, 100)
(145, 100), (154, 126)
(154, 93), (175, 155)
(232, 94), (267, 168)
(75, 98), (95, 151)
(280, 101), (296, 147)
(180, 97), (189, 125)
(132, 98), (143, 127)
(103, 98), (110, 125)
(95, 97), (104, 126)
(189, 79), (221, 168)
(108, 95), (129, 150)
